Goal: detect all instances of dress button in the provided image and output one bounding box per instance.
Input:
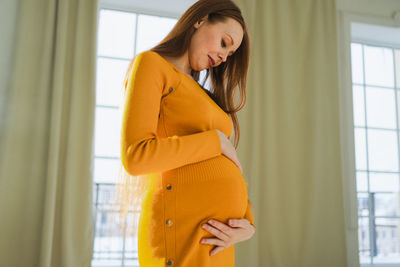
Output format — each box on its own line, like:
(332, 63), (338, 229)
(166, 219), (173, 227)
(169, 87), (175, 93)
(166, 259), (174, 265)
(166, 184), (172, 190)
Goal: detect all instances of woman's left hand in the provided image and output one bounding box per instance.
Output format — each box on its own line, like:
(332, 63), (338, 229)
(200, 218), (256, 256)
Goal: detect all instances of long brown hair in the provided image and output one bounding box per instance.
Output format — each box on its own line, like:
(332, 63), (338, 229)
(123, 0), (250, 148)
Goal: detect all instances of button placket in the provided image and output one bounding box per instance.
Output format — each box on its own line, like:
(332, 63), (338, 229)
(163, 178), (176, 265)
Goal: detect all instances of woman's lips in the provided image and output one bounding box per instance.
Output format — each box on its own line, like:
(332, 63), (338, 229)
(208, 56), (215, 67)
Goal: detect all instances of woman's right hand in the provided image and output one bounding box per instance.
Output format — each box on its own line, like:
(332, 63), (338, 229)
(216, 129), (243, 174)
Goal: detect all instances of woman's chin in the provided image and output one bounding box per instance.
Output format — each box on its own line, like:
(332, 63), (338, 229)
(201, 64), (211, 71)
(191, 62), (211, 72)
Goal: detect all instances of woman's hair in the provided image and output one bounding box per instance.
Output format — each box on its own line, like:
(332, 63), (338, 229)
(116, 0), (250, 236)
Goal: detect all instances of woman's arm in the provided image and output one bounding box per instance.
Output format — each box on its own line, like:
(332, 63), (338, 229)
(120, 51), (222, 176)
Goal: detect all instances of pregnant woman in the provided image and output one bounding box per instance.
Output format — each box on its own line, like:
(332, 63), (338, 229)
(118, 0), (256, 266)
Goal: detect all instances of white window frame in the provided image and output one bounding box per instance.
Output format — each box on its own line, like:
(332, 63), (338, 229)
(337, 8), (400, 267)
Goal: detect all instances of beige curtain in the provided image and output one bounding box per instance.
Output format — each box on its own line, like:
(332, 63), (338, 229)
(0, 0), (98, 266)
(233, 0), (348, 266)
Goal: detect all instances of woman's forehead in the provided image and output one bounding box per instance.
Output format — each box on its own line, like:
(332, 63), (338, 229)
(213, 19), (243, 46)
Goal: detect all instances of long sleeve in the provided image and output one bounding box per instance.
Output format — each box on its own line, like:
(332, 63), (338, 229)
(120, 52), (222, 176)
(244, 199), (256, 229)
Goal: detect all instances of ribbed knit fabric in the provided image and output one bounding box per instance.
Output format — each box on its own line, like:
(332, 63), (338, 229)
(120, 50), (255, 267)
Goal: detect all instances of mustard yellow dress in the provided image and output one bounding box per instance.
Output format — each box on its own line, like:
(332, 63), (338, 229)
(120, 50), (255, 267)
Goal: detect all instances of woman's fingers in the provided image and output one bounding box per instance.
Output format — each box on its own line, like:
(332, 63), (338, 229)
(209, 245), (225, 256)
(216, 129), (243, 174)
(200, 219), (256, 256)
(200, 237), (225, 247)
(202, 222), (230, 240)
(207, 219), (234, 237)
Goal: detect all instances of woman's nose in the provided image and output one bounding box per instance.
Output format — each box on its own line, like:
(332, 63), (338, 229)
(218, 53), (227, 63)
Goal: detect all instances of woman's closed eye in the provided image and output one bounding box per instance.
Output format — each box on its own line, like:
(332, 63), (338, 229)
(221, 39), (226, 48)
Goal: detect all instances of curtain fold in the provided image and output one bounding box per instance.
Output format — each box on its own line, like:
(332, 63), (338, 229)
(233, 0), (348, 266)
(0, 0), (98, 266)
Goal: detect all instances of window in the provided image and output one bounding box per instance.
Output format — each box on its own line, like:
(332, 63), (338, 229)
(351, 22), (400, 266)
(92, 7), (178, 267)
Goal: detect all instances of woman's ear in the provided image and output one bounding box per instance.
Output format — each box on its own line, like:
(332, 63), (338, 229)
(194, 14), (208, 29)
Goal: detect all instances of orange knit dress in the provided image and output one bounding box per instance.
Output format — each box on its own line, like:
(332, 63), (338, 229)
(120, 50), (255, 267)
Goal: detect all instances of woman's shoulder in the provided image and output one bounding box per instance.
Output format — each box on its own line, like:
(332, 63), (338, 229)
(135, 50), (159, 60)
(134, 50), (173, 71)
(130, 50), (182, 89)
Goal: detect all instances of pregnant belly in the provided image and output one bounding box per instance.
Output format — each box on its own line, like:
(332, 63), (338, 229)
(173, 155), (249, 264)
(171, 154), (249, 221)
(138, 155), (249, 263)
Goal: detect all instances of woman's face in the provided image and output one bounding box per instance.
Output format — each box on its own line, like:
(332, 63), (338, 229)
(189, 15), (244, 71)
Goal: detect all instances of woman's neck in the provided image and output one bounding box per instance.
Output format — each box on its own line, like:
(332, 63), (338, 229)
(163, 51), (194, 79)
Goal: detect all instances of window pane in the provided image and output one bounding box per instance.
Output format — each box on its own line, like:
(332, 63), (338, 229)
(351, 42), (400, 265)
(351, 43), (364, 84)
(92, 184), (125, 266)
(96, 57), (130, 107)
(397, 91), (400, 129)
(373, 193), (399, 217)
(98, 9), (136, 58)
(373, 218), (400, 264)
(370, 172), (399, 193)
(356, 171), (368, 192)
(358, 216), (371, 264)
(396, 50), (400, 88)
(364, 45), (394, 88)
(358, 192), (369, 217)
(367, 129), (399, 172)
(199, 70), (211, 90)
(352, 85), (365, 126)
(136, 14), (177, 54)
(366, 86), (396, 129)
(94, 107), (122, 157)
(354, 128), (367, 170)
(123, 240), (139, 267)
(94, 158), (120, 183)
